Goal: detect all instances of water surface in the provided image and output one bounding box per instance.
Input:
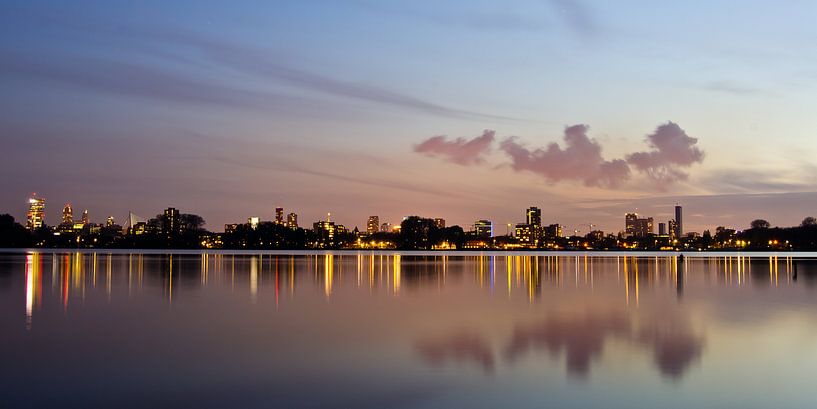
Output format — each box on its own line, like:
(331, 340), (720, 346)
(2, 251), (817, 408)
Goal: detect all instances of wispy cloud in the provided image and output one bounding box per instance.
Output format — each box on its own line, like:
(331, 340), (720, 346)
(548, 0), (598, 38)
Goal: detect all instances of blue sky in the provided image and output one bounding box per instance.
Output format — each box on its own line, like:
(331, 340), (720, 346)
(2, 1), (816, 233)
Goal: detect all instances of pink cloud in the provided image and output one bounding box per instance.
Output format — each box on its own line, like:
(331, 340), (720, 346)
(626, 122), (704, 184)
(414, 129), (495, 165)
(499, 124), (631, 187)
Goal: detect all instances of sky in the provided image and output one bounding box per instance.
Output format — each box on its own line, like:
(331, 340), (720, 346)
(1, 0), (817, 234)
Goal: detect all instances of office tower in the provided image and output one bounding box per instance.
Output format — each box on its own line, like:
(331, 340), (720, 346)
(81, 209), (89, 225)
(668, 219), (678, 240)
(526, 207), (542, 226)
(625, 213), (638, 235)
(474, 220), (492, 238)
(106, 216), (116, 227)
(380, 222), (392, 233)
(658, 222), (667, 236)
(313, 220), (337, 246)
(625, 212), (653, 237)
(434, 218), (446, 229)
(675, 205), (683, 238)
(26, 194), (45, 230)
(248, 217), (260, 229)
(164, 207), (180, 235)
(515, 223), (535, 245)
(275, 207), (284, 224)
(62, 203), (73, 225)
(545, 224), (563, 238)
(367, 216), (380, 235)
(287, 213), (298, 228)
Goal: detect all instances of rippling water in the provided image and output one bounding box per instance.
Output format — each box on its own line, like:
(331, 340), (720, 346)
(2, 251), (817, 408)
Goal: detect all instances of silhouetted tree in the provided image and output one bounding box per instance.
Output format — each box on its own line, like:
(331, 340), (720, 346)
(750, 219), (771, 229)
(802, 217), (817, 227)
(0, 214), (32, 247)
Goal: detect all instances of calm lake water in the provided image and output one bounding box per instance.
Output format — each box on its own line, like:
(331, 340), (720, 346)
(2, 250), (817, 408)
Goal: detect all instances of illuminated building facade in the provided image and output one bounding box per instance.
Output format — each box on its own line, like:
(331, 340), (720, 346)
(26, 195), (45, 230)
(81, 209), (89, 225)
(668, 219), (678, 240)
(526, 207), (542, 226)
(248, 217), (260, 229)
(474, 219), (492, 238)
(313, 220), (337, 247)
(515, 223), (536, 245)
(163, 207), (179, 236)
(287, 213), (298, 228)
(367, 216), (379, 235)
(106, 216), (116, 227)
(625, 213), (653, 237)
(275, 207), (284, 224)
(62, 203), (73, 225)
(380, 222), (391, 233)
(545, 224), (562, 238)
(224, 223), (239, 233)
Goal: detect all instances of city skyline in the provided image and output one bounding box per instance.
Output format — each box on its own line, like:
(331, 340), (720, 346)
(2, 2), (817, 235)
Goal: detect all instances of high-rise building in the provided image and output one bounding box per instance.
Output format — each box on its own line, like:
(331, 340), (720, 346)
(287, 213), (298, 228)
(658, 222), (667, 236)
(625, 213), (653, 237)
(81, 209), (89, 225)
(526, 207), (542, 226)
(367, 216), (379, 235)
(474, 220), (492, 238)
(380, 222), (392, 233)
(164, 207), (180, 236)
(26, 194), (45, 230)
(62, 203), (73, 225)
(106, 216), (116, 227)
(668, 219), (678, 240)
(275, 207), (284, 224)
(434, 218), (446, 229)
(515, 223), (537, 245)
(545, 224), (563, 238)
(674, 205), (683, 239)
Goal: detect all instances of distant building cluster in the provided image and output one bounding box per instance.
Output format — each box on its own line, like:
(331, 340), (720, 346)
(3, 194), (808, 251)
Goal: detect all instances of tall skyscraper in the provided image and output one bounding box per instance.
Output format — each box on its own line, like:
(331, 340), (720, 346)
(526, 207), (542, 226)
(367, 216), (379, 235)
(668, 219), (678, 240)
(287, 213), (298, 228)
(62, 203), (73, 225)
(625, 213), (638, 235)
(658, 222), (667, 236)
(474, 220), (492, 238)
(275, 207), (284, 224)
(164, 207), (179, 236)
(26, 194), (45, 230)
(674, 205), (683, 238)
